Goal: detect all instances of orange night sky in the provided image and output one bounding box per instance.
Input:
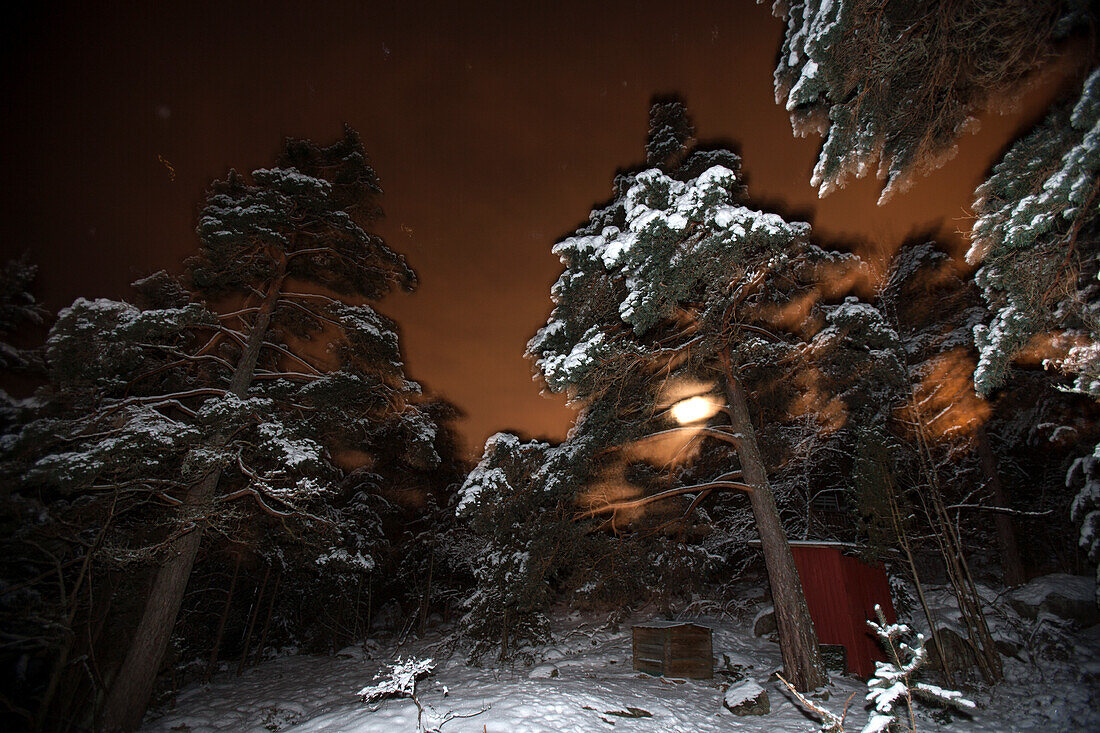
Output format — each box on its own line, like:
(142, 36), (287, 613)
(1, 1), (1089, 455)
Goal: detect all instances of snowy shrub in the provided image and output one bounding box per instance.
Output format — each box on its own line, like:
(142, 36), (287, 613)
(862, 606), (975, 731)
(457, 434), (580, 660)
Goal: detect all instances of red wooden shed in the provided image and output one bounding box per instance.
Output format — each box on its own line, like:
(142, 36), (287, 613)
(786, 541), (896, 678)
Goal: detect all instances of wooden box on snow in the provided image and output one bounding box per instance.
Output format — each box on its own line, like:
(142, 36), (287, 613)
(631, 621), (712, 679)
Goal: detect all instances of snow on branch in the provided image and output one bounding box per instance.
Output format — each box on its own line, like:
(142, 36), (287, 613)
(357, 658), (488, 733)
(779, 605), (974, 732)
(357, 657), (435, 704)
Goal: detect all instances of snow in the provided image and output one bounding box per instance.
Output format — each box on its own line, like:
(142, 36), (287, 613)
(317, 548), (375, 572)
(256, 422), (324, 469)
(722, 680), (764, 708)
(139, 587), (1100, 733)
(252, 167), (333, 197)
(1009, 573), (1095, 607)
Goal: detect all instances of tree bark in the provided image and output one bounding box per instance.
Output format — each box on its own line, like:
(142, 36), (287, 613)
(976, 427), (1025, 586)
(419, 545), (434, 636)
(722, 349), (824, 691)
(254, 571), (281, 667)
(100, 259), (287, 731)
(238, 564), (271, 675)
(206, 553), (241, 681)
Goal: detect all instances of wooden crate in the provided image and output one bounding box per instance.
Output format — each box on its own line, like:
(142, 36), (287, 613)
(632, 621), (712, 679)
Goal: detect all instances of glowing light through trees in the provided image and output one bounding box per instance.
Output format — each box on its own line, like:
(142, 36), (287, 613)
(670, 395), (720, 425)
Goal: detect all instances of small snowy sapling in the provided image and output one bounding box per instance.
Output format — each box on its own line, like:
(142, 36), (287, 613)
(357, 657), (487, 733)
(780, 605), (974, 732)
(863, 605), (975, 731)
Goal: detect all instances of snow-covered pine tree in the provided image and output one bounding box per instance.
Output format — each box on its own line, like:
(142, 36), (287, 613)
(646, 95), (694, 169)
(1069, 450), (1100, 604)
(0, 128), (435, 730)
(0, 255), (48, 447)
(771, 0), (1093, 203)
(964, 66), (1100, 603)
(526, 100), (835, 691)
(767, 296), (906, 543)
(382, 399), (471, 638)
(968, 65), (1100, 397)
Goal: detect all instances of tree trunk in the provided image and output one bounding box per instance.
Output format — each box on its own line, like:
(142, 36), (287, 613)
(908, 395), (1002, 683)
(255, 571), (281, 666)
(238, 564), (271, 675)
(100, 260), (288, 731)
(419, 546), (434, 635)
(976, 427), (1025, 586)
(206, 553), (241, 681)
(722, 350), (824, 692)
(888, 487), (955, 686)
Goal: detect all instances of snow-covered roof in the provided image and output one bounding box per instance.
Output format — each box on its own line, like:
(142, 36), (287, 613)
(746, 539), (860, 550)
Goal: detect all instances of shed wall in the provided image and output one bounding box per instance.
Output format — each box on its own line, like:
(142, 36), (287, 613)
(790, 546), (896, 678)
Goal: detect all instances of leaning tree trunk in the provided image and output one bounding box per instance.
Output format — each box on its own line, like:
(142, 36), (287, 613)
(722, 349), (824, 692)
(100, 260), (287, 731)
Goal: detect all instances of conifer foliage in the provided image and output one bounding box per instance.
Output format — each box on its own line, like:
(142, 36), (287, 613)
(457, 433), (586, 660)
(772, 0), (1092, 202)
(964, 66), (1100, 597)
(525, 101), (832, 690)
(967, 65), (1100, 398)
(0, 128), (437, 730)
(0, 256), (48, 374)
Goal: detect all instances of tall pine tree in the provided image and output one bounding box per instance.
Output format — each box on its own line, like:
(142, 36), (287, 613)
(965, 65), (1100, 603)
(526, 102), (828, 691)
(1, 128), (433, 730)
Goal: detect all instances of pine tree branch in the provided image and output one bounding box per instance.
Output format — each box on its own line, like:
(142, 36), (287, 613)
(638, 425), (744, 448)
(649, 334), (704, 355)
(106, 388), (230, 409)
(579, 479), (752, 518)
(282, 291), (342, 306)
(1041, 174), (1100, 305)
(217, 307), (260, 320)
(193, 324), (249, 347)
(284, 246), (360, 261)
(944, 503), (1051, 517)
(220, 487), (295, 518)
(736, 323), (784, 342)
(258, 340), (323, 374)
(251, 371), (322, 382)
(278, 297), (343, 327)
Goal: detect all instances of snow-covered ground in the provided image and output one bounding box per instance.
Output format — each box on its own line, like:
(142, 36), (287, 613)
(143, 581), (1100, 733)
